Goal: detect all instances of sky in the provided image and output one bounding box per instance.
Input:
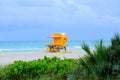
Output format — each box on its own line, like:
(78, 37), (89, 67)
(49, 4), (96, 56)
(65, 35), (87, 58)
(0, 0), (120, 41)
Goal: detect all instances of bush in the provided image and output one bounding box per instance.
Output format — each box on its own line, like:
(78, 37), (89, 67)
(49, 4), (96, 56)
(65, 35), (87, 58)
(69, 34), (120, 80)
(3, 56), (77, 80)
(0, 66), (6, 80)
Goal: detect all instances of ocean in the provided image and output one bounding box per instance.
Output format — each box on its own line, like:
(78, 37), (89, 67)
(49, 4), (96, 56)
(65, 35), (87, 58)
(0, 41), (110, 53)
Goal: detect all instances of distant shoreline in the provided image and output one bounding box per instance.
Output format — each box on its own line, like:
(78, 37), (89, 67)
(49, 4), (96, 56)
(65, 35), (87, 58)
(0, 41), (110, 53)
(0, 50), (86, 66)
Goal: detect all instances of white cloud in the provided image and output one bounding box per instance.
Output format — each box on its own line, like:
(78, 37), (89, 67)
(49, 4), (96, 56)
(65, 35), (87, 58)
(0, 0), (53, 7)
(67, 0), (75, 5)
(18, 0), (53, 7)
(53, 0), (62, 4)
(0, 0), (120, 28)
(0, 0), (17, 6)
(101, 15), (120, 24)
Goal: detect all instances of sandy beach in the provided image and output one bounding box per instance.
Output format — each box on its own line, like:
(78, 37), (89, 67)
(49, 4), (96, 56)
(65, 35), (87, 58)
(0, 50), (86, 66)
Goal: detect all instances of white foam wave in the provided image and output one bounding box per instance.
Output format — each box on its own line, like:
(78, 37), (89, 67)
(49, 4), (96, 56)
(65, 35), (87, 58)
(0, 48), (42, 52)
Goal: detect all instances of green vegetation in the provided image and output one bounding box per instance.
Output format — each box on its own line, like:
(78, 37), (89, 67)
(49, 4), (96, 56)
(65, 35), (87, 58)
(0, 56), (77, 80)
(70, 34), (120, 80)
(0, 34), (120, 80)
(0, 66), (6, 79)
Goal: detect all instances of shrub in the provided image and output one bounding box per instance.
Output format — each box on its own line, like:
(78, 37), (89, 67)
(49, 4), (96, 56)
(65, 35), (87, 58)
(69, 34), (120, 80)
(0, 66), (6, 80)
(4, 56), (77, 80)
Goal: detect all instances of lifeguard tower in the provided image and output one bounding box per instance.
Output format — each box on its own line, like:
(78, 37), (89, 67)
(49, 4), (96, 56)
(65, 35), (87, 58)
(46, 33), (68, 52)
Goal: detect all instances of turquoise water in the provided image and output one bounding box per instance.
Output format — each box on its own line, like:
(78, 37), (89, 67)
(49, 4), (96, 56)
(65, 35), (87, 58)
(0, 41), (110, 53)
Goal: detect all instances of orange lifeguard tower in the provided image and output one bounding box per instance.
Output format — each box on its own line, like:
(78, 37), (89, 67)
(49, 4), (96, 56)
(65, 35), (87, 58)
(46, 33), (68, 52)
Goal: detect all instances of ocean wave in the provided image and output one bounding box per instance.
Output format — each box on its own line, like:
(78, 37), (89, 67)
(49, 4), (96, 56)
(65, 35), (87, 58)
(0, 48), (42, 52)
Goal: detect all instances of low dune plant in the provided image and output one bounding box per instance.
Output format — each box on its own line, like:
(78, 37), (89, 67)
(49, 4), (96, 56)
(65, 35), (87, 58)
(3, 56), (77, 80)
(0, 66), (6, 80)
(69, 34), (120, 80)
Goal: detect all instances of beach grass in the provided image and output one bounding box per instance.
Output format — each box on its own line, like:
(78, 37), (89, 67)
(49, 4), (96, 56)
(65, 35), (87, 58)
(70, 33), (120, 80)
(0, 66), (6, 79)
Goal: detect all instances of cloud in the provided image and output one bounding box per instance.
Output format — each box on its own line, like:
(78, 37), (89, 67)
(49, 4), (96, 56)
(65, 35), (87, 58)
(0, 0), (17, 6)
(0, 0), (53, 7)
(67, 0), (75, 5)
(0, 0), (120, 29)
(0, 0), (120, 40)
(101, 15), (120, 24)
(17, 0), (53, 7)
